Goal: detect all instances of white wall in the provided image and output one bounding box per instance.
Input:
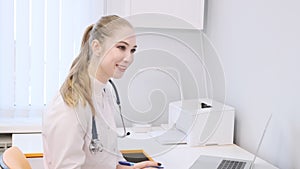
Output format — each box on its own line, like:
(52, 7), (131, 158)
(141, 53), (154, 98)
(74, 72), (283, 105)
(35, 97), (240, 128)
(205, 0), (300, 169)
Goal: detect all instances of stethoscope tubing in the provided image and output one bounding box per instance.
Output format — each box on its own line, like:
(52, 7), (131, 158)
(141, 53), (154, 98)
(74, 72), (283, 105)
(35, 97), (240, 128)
(89, 79), (129, 154)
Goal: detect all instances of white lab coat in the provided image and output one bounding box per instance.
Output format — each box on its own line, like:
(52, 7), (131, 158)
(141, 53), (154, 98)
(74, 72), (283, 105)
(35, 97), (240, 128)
(42, 77), (122, 169)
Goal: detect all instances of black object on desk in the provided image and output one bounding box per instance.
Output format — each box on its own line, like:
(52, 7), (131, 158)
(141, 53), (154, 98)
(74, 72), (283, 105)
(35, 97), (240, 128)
(120, 149), (152, 163)
(201, 102), (212, 108)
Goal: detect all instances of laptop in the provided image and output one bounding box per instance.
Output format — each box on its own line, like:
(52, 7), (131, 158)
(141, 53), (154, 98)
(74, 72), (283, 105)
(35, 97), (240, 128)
(189, 114), (272, 169)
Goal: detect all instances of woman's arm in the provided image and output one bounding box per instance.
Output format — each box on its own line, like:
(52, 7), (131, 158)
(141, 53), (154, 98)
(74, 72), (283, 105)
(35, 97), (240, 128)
(43, 99), (87, 169)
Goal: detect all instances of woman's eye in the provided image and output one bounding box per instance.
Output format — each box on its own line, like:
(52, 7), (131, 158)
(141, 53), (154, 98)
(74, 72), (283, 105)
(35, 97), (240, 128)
(131, 48), (136, 54)
(117, 45), (126, 50)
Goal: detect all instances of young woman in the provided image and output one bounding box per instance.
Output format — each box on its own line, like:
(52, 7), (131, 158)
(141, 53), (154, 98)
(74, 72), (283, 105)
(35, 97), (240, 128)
(42, 15), (161, 169)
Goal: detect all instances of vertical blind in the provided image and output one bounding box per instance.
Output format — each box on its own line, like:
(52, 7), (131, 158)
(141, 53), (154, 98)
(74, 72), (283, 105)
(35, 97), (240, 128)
(0, 0), (103, 117)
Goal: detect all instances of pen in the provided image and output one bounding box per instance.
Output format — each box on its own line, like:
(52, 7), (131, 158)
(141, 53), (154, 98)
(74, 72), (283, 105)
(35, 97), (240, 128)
(118, 161), (164, 168)
(118, 161), (135, 166)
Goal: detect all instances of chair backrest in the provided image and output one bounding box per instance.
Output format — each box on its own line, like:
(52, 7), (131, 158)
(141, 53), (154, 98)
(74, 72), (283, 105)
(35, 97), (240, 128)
(0, 146), (31, 169)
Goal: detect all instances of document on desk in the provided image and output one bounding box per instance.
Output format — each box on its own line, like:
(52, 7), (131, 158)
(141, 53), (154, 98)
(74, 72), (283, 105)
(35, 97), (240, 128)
(150, 129), (187, 145)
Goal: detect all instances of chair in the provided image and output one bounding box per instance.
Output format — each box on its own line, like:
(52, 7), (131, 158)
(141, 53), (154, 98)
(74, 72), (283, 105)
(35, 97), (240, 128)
(0, 146), (31, 169)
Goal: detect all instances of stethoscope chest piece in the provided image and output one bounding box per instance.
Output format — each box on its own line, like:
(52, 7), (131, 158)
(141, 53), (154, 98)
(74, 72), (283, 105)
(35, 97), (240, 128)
(89, 138), (103, 154)
(89, 116), (103, 154)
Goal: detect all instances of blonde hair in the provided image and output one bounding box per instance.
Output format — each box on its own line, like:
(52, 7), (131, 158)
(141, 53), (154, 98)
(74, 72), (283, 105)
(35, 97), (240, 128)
(60, 15), (133, 115)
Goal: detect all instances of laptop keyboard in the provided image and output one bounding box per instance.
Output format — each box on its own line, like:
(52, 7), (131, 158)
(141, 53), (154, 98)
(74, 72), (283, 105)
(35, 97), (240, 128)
(217, 160), (246, 169)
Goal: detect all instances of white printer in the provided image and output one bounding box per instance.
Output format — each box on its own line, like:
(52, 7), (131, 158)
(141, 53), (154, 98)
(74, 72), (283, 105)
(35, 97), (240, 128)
(168, 98), (235, 146)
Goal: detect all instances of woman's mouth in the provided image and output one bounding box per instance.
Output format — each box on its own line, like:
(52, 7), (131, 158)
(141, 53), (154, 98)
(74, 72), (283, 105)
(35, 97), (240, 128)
(116, 64), (127, 72)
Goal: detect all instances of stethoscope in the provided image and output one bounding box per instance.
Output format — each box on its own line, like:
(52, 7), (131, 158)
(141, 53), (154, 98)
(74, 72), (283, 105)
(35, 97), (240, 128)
(89, 79), (130, 154)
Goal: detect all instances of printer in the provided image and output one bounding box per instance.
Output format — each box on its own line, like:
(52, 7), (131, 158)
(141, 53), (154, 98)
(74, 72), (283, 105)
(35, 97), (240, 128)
(168, 98), (235, 146)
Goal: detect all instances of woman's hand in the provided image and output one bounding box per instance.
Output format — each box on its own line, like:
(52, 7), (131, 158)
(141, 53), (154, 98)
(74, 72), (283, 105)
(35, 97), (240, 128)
(116, 161), (162, 169)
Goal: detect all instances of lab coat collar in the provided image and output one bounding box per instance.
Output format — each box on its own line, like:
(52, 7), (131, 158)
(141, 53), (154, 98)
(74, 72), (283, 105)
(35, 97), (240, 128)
(90, 76), (107, 97)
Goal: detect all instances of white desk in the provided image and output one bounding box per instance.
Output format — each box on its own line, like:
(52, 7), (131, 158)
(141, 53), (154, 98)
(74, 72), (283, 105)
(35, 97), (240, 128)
(118, 128), (278, 169)
(10, 127), (278, 169)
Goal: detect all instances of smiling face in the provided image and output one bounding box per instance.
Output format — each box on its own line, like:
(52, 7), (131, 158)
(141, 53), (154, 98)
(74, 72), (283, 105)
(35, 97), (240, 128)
(91, 27), (137, 83)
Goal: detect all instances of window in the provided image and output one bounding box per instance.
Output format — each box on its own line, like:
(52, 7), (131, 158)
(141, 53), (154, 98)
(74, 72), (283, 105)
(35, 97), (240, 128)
(0, 0), (103, 118)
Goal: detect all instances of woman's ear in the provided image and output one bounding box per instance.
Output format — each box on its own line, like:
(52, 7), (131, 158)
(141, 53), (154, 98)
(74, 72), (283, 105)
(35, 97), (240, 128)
(91, 39), (101, 55)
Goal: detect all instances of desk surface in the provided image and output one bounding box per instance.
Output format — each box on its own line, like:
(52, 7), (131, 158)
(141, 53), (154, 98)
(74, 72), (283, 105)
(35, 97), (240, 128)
(118, 128), (278, 169)
(11, 127), (278, 169)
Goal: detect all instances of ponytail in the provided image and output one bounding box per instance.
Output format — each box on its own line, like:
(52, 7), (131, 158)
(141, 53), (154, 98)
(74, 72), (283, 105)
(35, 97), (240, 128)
(60, 24), (96, 115)
(81, 24), (94, 49)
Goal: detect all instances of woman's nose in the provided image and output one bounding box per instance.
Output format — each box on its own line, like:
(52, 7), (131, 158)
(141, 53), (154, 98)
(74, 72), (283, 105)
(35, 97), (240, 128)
(123, 52), (134, 64)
